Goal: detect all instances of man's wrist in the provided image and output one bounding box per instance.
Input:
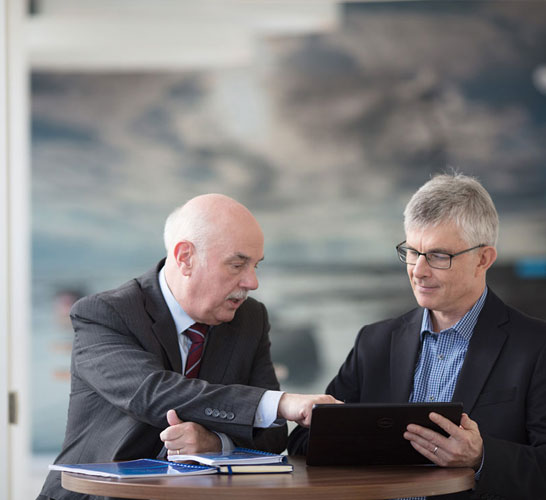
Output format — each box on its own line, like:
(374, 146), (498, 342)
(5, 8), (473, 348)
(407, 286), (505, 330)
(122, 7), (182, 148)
(255, 390), (285, 427)
(213, 431), (234, 453)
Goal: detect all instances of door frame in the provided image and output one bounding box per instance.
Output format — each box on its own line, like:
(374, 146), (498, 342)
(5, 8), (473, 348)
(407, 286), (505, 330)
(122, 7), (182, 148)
(1, 0), (30, 498)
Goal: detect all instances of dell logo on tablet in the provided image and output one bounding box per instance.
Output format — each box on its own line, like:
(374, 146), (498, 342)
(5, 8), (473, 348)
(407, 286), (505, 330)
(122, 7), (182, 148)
(377, 417), (394, 429)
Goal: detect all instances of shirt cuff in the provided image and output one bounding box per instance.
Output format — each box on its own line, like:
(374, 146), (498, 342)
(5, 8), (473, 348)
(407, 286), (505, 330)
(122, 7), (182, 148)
(213, 432), (235, 453)
(474, 447), (485, 481)
(254, 390), (285, 428)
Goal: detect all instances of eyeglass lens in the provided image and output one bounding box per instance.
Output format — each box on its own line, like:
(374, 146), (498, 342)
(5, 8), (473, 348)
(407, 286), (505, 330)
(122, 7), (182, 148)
(402, 248), (451, 268)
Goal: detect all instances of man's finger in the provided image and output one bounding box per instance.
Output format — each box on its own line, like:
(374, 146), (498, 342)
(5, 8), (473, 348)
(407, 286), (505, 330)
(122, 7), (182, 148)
(405, 423), (445, 444)
(404, 429), (446, 451)
(167, 409), (183, 426)
(159, 425), (179, 442)
(428, 412), (461, 436)
(459, 413), (479, 431)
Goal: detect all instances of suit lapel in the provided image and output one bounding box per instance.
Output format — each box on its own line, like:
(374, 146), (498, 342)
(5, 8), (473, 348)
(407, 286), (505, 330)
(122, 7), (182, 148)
(452, 291), (509, 413)
(390, 309), (423, 402)
(139, 260), (183, 373)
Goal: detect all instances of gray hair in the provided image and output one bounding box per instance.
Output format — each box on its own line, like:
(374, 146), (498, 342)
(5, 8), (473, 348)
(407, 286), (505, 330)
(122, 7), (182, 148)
(404, 173), (499, 246)
(163, 204), (211, 255)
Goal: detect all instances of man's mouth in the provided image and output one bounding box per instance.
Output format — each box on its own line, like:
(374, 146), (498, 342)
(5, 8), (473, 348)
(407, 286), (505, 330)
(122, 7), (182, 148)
(226, 291), (248, 306)
(414, 282), (438, 292)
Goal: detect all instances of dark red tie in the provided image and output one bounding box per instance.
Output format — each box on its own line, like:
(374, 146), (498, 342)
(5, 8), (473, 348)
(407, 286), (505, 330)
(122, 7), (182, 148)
(184, 323), (208, 378)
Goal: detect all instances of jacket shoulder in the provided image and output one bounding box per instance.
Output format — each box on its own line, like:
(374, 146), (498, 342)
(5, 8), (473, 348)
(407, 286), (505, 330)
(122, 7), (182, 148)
(484, 289), (546, 342)
(359, 307), (422, 335)
(71, 278), (142, 314)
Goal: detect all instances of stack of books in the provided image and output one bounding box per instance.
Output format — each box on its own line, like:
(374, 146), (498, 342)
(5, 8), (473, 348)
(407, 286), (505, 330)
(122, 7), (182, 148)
(50, 447), (293, 479)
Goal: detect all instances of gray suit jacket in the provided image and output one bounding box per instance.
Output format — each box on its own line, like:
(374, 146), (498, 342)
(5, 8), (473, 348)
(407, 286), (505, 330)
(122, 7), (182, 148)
(40, 260), (287, 500)
(288, 290), (546, 500)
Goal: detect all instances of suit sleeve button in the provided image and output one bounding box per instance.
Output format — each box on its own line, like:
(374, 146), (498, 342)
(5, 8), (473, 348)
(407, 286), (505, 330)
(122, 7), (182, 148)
(219, 411), (227, 419)
(205, 407), (213, 416)
(212, 409), (220, 417)
(226, 412), (235, 420)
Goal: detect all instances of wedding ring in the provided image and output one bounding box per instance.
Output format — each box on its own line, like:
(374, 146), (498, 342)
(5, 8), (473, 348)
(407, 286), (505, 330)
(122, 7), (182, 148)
(433, 446), (438, 455)
(176, 449), (181, 455)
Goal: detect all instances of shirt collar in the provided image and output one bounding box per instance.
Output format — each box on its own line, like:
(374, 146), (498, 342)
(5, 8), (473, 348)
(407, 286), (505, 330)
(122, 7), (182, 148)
(420, 287), (488, 342)
(158, 266), (195, 335)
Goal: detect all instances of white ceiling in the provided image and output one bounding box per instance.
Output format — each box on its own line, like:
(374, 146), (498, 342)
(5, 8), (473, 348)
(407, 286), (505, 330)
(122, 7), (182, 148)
(27, 0), (341, 71)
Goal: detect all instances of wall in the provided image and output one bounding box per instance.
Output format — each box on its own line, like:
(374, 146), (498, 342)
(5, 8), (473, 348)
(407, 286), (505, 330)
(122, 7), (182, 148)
(30, 1), (546, 462)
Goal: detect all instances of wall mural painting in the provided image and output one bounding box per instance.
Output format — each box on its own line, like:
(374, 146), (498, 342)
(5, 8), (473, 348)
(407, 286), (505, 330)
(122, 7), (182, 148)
(32, 1), (546, 453)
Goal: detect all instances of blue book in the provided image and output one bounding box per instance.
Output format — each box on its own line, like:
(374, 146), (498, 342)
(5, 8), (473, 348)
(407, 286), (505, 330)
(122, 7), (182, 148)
(168, 447), (286, 466)
(216, 463), (294, 474)
(49, 459), (217, 478)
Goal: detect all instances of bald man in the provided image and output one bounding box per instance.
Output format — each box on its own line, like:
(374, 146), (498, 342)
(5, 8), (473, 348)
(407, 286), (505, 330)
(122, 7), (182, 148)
(39, 194), (337, 500)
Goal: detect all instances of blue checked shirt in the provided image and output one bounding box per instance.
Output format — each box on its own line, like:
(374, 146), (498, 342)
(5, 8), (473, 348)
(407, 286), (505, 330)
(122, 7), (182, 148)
(410, 288), (487, 404)
(402, 287), (488, 500)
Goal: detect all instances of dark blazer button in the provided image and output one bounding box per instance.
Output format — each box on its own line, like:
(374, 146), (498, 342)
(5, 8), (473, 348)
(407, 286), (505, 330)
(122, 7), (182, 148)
(219, 411), (227, 419)
(212, 409), (220, 417)
(226, 412), (235, 420)
(205, 407), (213, 416)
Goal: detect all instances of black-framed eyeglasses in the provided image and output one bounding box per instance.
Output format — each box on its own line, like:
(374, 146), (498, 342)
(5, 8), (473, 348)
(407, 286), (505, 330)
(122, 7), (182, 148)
(396, 241), (486, 270)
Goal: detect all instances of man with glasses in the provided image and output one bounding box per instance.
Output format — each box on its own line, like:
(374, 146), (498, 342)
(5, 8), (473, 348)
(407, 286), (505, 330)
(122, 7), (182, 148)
(288, 173), (546, 499)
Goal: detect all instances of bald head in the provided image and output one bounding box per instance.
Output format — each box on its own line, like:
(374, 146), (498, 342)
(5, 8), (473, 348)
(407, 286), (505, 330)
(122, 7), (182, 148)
(163, 194), (264, 325)
(164, 194), (261, 256)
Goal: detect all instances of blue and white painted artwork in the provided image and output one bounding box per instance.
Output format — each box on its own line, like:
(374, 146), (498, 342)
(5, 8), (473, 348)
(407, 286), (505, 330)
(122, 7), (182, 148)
(31, 1), (546, 453)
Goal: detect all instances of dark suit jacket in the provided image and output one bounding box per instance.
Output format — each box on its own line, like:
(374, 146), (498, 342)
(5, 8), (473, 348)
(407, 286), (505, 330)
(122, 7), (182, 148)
(288, 290), (546, 500)
(40, 260), (287, 500)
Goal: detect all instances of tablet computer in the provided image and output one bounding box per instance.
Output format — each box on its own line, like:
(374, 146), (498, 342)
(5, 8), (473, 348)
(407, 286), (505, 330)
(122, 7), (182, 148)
(306, 402), (463, 466)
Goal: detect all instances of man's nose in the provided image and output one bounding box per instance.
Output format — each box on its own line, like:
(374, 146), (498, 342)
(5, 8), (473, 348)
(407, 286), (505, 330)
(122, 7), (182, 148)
(241, 267), (259, 290)
(413, 254), (431, 276)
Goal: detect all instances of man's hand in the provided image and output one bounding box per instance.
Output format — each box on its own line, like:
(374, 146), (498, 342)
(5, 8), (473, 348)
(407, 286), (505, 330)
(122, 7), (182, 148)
(160, 409), (222, 455)
(278, 393), (343, 427)
(403, 412), (483, 470)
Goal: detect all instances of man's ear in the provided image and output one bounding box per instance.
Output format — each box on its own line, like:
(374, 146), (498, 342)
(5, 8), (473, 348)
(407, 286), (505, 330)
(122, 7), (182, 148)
(173, 241), (194, 276)
(476, 246), (497, 276)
